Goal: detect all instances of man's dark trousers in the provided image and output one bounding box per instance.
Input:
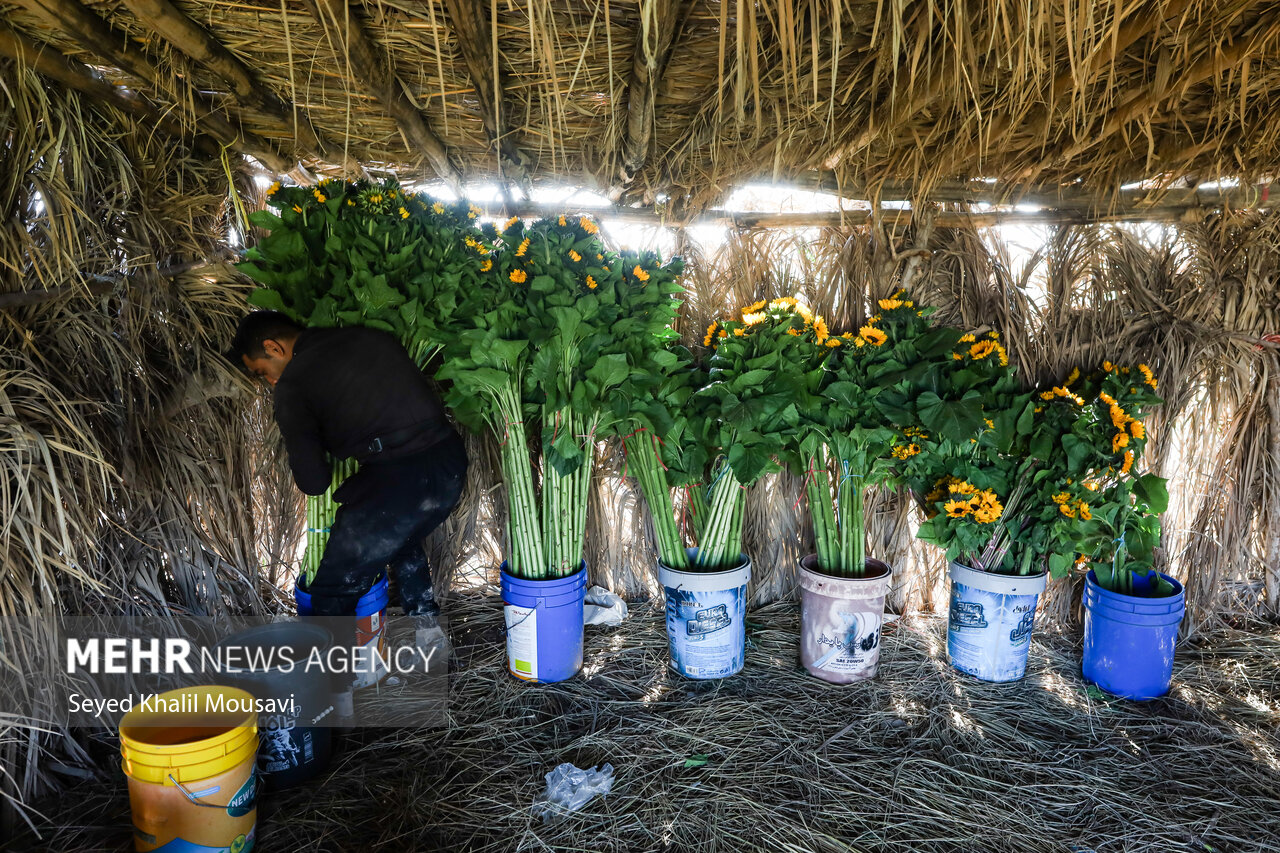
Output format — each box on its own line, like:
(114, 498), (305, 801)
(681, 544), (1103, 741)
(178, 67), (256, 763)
(305, 432), (467, 671)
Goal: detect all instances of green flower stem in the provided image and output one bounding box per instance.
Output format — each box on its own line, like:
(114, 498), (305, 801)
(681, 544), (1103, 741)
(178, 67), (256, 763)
(694, 463), (744, 570)
(807, 447), (837, 572)
(623, 431), (687, 569)
(841, 472), (865, 578)
(303, 456), (358, 586)
(493, 378), (543, 579)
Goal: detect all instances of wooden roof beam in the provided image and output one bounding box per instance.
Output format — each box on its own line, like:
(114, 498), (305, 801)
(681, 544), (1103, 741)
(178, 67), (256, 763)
(498, 202), (1259, 231)
(1025, 8), (1279, 180)
(799, 175), (1277, 213)
(0, 23), (291, 171)
(15, 0), (293, 173)
(441, 0), (528, 187)
(609, 0), (685, 200)
(117, 0), (329, 163)
(301, 0), (460, 189)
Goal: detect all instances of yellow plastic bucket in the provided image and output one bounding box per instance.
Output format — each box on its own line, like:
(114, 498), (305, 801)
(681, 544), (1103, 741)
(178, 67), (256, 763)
(119, 686), (259, 852)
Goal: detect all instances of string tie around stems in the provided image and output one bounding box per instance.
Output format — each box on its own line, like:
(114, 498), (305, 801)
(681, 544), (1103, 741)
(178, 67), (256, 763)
(705, 460), (732, 500)
(794, 466), (822, 512)
(499, 420), (525, 446)
(306, 528), (331, 534)
(1111, 531), (1126, 573)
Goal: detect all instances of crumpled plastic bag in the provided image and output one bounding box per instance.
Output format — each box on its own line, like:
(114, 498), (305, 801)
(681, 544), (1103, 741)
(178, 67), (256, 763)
(583, 586), (628, 626)
(530, 762), (614, 820)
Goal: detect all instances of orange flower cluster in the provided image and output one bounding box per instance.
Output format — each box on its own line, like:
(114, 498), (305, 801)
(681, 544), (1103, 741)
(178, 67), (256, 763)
(891, 443), (921, 460)
(1053, 491), (1091, 520)
(1039, 385), (1085, 405)
(1100, 391), (1145, 455)
(942, 480), (1003, 523)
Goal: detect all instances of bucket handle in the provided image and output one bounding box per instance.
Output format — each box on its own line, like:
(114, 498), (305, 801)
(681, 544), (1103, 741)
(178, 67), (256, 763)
(168, 776), (224, 808)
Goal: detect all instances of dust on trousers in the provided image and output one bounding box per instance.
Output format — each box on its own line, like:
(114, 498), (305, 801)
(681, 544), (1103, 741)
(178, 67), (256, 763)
(305, 431), (467, 627)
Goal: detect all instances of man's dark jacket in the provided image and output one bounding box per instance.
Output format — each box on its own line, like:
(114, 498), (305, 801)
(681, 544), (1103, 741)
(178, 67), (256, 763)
(273, 327), (454, 495)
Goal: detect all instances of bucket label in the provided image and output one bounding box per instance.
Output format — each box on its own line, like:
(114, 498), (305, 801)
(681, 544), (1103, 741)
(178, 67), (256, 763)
(810, 609), (881, 675)
(352, 611), (388, 689)
(687, 604), (731, 636)
(950, 600), (988, 629)
(504, 604), (538, 680)
(146, 826), (255, 853)
(947, 582), (1040, 682)
(664, 585), (746, 679)
(226, 772), (257, 818)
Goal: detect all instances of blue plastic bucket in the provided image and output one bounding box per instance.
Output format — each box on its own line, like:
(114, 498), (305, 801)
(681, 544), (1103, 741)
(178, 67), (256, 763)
(295, 574), (390, 689)
(1082, 569), (1185, 700)
(499, 563), (587, 683)
(947, 561), (1047, 682)
(658, 550), (752, 680)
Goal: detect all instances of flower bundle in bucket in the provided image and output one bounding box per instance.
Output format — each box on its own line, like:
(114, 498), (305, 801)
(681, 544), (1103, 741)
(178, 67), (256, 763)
(622, 297), (832, 679)
(1026, 363), (1178, 699)
(237, 179), (485, 586)
(892, 328), (1053, 682)
(792, 293), (966, 683)
(436, 214), (683, 682)
(902, 337), (1170, 685)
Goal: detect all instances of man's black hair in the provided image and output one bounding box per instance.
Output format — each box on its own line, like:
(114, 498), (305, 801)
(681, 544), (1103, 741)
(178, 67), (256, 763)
(226, 311), (303, 373)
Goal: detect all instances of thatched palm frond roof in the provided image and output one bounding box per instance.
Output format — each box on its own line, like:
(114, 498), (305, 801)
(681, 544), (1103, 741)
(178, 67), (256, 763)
(4, 1), (1279, 211)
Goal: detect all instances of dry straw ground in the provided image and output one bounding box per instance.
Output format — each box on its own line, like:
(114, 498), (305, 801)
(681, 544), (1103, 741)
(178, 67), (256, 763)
(11, 597), (1280, 852)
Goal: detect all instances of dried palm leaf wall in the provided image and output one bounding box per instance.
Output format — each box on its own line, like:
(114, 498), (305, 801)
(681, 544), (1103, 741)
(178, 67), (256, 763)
(0, 60), (298, 825)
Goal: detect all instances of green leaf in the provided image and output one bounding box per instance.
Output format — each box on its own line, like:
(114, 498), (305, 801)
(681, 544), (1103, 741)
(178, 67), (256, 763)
(824, 381), (862, 408)
(1048, 552), (1073, 578)
(734, 368), (773, 388)
(1061, 434), (1091, 469)
(1133, 474), (1169, 514)
(247, 288), (288, 312)
(916, 390), (986, 443)
(248, 210), (284, 231)
(586, 353), (630, 391)
(682, 754), (710, 769)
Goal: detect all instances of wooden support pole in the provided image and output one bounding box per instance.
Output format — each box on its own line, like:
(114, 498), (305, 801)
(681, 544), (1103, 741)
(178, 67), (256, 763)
(301, 0), (460, 188)
(0, 24), (250, 160)
(495, 202), (1250, 231)
(611, 0), (683, 195)
(441, 0), (526, 182)
(0, 252), (235, 311)
(117, 0), (328, 161)
(15, 0), (292, 172)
